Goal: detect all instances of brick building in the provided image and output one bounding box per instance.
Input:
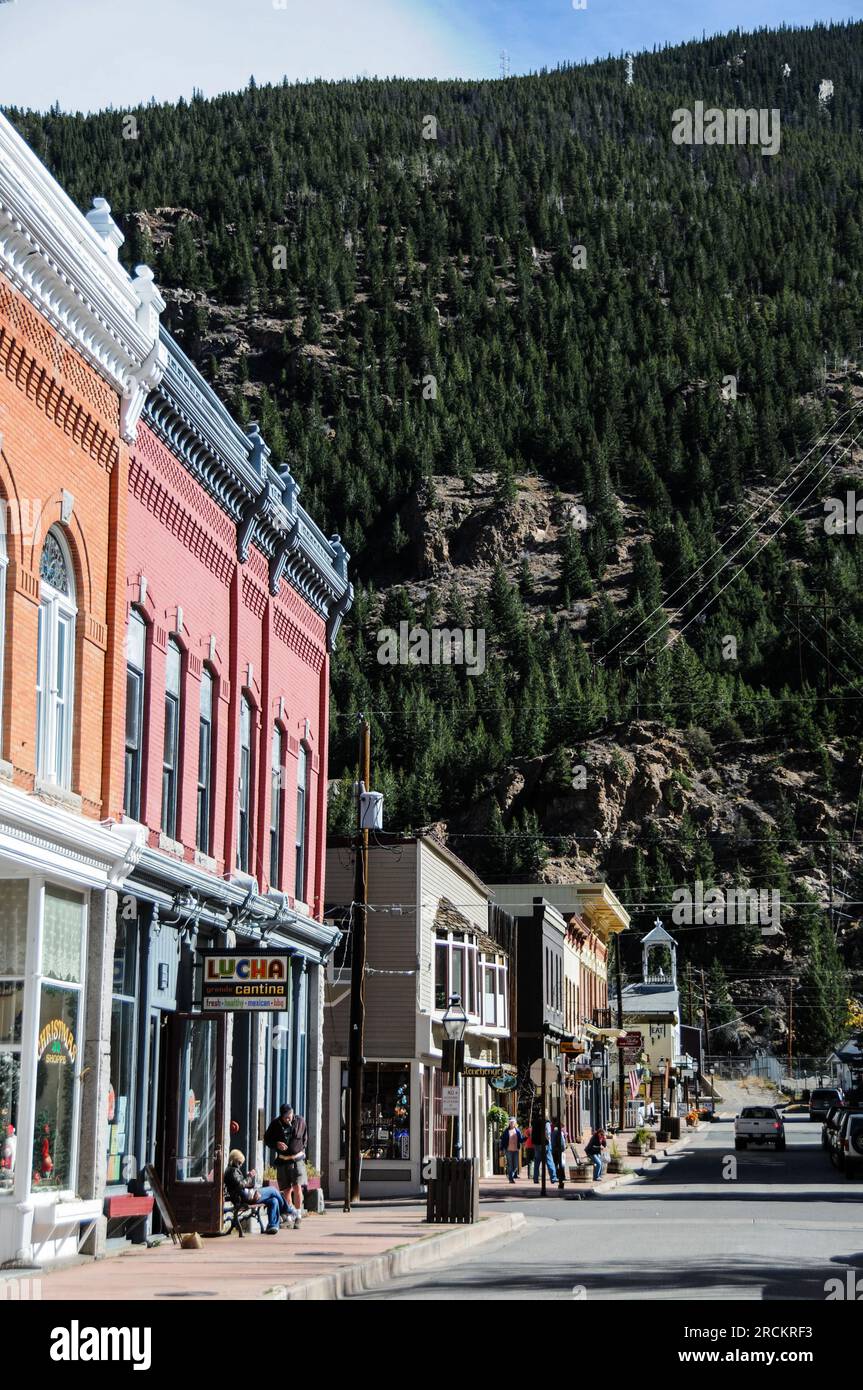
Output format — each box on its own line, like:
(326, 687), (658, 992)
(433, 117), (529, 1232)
(0, 111), (352, 1260)
(0, 112), (160, 1265)
(113, 322), (351, 1235)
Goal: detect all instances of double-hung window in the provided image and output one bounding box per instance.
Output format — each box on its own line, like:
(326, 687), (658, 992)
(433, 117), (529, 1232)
(196, 668), (214, 853)
(270, 725), (284, 888)
(294, 743), (309, 901)
(161, 639), (182, 838)
(0, 523), (7, 757)
(124, 609), (146, 819)
(237, 695), (253, 873)
(36, 529), (76, 788)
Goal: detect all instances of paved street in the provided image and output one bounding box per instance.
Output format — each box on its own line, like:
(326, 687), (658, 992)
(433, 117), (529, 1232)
(352, 1110), (863, 1300)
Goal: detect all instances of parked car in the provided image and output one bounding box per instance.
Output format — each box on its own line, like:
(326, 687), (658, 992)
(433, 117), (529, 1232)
(821, 1104), (846, 1152)
(809, 1088), (844, 1121)
(831, 1111), (863, 1176)
(734, 1106), (786, 1150)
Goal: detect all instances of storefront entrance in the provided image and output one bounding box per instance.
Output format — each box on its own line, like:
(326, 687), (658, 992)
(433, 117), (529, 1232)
(162, 1013), (226, 1233)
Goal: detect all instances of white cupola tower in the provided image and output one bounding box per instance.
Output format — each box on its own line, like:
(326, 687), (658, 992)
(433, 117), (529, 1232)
(640, 920), (677, 985)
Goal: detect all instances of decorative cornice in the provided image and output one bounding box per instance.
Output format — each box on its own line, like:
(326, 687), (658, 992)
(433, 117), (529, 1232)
(144, 328), (352, 641)
(0, 113), (166, 440)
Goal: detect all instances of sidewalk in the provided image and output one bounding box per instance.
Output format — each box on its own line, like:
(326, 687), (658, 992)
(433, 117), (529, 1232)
(20, 1200), (523, 1302)
(480, 1122), (711, 1202)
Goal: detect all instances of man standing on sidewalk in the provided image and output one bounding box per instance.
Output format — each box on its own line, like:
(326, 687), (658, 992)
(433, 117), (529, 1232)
(283, 1103), (309, 1215)
(264, 1103), (301, 1214)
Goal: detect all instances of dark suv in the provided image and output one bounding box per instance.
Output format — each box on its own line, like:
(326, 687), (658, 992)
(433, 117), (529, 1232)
(832, 1111), (863, 1177)
(809, 1088), (843, 1120)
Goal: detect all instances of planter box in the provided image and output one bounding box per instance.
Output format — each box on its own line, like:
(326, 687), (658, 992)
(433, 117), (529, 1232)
(626, 1143), (648, 1157)
(571, 1166), (593, 1182)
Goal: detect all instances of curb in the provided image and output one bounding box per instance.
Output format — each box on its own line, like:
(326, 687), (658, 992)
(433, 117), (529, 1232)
(262, 1211), (527, 1300)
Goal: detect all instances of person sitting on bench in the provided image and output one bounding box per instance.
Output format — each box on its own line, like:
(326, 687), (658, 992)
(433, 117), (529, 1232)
(224, 1149), (298, 1233)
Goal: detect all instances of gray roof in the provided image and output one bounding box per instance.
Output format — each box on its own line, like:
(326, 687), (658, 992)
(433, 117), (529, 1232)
(622, 981), (680, 1017)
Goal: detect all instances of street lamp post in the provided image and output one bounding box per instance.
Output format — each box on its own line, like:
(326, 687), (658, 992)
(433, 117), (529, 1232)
(658, 1058), (666, 1138)
(442, 994), (468, 1158)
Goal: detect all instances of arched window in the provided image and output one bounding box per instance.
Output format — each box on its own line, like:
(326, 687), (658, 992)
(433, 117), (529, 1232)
(124, 608), (147, 820)
(36, 528), (76, 788)
(161, 637), (182, 838)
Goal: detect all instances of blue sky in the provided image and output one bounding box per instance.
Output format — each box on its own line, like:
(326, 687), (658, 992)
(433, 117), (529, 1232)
(0, 0), (853, 113)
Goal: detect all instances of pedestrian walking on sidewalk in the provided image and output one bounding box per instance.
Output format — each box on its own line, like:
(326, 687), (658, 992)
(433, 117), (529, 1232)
(584, 1126), (607, 1181)
(264, 1103), (307, 1221)
(500, 1116), (522, 1183)
(531, 1115), (558, 1184)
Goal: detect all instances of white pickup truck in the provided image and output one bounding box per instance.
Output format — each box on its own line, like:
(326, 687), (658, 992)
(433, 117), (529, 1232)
(734, 1105), (786, 1150)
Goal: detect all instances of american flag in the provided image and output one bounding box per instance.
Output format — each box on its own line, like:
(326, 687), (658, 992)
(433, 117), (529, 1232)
(628, 1070), (640, 1099)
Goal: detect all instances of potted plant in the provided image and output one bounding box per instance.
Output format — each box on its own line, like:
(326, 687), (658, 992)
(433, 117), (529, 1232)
(304, 1163), (324, 1213)
(627, 1126), (653, 1157)
(685, 1108), (699, 1129)
(607, 1140), (623, 1174)
(571, 1156), (593, 1182)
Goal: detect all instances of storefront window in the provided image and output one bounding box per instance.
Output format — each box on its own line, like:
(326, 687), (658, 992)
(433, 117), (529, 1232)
(34, 888), (84, 1192)
(106, 918), (137, 1184)
(341, 1062), (410, 1160)
(176, 1018), (217, 1182)
(42, 885), (83, 984)
(33, 983), (80, 1191)
(0, 882), (28, 1195)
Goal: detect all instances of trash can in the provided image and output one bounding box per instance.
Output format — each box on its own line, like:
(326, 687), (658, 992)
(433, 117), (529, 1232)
(426, 1157), (479, 1224)
(669, 1116), (681, 1140)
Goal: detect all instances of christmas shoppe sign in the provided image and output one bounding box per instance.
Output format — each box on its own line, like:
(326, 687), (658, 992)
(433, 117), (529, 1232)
(201, 951), (290, 1011)
(37, 1019), (77, 1065)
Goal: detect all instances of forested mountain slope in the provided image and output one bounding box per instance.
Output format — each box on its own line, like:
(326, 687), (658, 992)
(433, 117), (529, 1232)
(9, 19), (863, 1049)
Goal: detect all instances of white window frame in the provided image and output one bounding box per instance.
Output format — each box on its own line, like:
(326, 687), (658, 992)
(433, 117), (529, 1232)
(0, 525), (7, 758)
(36, 528), (76, 789)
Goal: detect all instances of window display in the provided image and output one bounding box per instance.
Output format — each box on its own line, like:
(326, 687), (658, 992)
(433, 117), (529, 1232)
(341, 1062), (410, 1160)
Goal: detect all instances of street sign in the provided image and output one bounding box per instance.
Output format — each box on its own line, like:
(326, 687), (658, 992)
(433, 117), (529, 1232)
(530, 1059), (560, 1088)
(617, 1031), (643, 1052)
(441, 1085), (461, 1116)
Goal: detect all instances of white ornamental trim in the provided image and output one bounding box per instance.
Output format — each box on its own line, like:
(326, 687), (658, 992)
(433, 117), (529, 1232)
(0, 112), (166, 440)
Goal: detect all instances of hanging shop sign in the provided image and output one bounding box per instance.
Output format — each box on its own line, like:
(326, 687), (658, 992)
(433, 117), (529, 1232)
(37, 1020), (77, 1066)
(490, 1074), (519, 1093)
(200, 951), (290, 1011)
(617, 1031), (643, 1053)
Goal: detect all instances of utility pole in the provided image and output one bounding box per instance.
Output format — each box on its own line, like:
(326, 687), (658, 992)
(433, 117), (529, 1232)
(700, 968), (710, 1069)
(687, 961), (695, 1027)
(614, 933), (626, 1130)
(346, 717), (371, 1207)
(787, 978), (794, 1081)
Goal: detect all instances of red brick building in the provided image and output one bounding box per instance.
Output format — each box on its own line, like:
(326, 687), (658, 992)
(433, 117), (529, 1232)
(0, 111), (352, 1258)
(0, 112), (163, 1265)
